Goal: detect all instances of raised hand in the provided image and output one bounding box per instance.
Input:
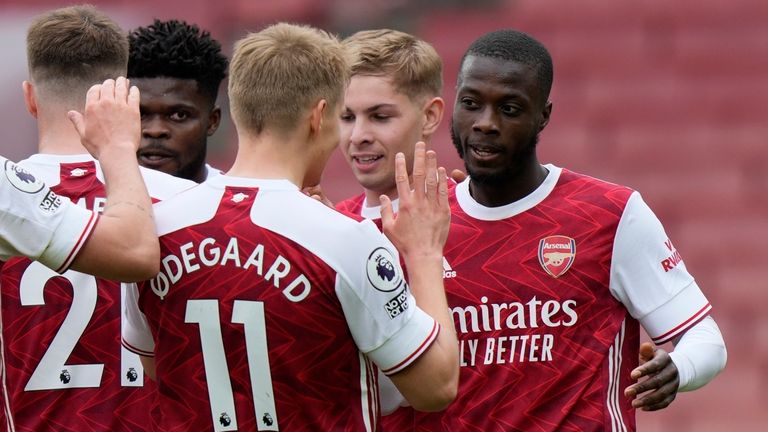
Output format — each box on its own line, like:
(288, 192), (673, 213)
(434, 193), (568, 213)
(68, 77), (141, 160)
(380, 141), (449, 259)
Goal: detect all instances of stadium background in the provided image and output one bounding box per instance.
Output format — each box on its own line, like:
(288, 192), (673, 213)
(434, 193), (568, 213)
(0, 0), (765, 430)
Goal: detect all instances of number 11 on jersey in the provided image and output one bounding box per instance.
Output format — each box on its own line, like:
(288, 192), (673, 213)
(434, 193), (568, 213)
(186, 299), (279, 431)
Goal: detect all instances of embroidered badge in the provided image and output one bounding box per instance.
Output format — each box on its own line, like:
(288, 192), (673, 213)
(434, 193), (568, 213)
(538, 235), (576, 278)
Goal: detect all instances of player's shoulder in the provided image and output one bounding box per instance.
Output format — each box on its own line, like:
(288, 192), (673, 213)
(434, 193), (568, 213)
(558, 166), (634, 195)
(259, 189), (377, 235)
(152, 182), (218, 235)
(335, 193), (365, 215)
(139, 167), (197, 200)
(16, 153), (82, 186)
(253, 190), (390, 263)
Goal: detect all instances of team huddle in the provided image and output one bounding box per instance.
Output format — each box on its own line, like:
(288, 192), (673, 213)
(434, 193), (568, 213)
(0, 4), (727, 432)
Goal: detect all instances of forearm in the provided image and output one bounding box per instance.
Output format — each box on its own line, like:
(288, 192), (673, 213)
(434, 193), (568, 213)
(403, 253), (455, 336)
(391, 252), (459, 411)
(71, 146), (158, 281)
(100, 147), (157, 272)
(669, 316), (727, 391)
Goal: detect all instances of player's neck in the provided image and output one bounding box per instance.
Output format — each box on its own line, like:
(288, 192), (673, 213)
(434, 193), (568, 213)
(37, 118), (89, 155)
(227, 130), (306, 188)
(363, 185), (398, 208)
(469, 160), (549, 208)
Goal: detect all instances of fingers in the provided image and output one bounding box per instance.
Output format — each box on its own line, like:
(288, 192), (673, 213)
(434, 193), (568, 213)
(411, 142), (426, 199)
(631, 378), (679, 410)
(114, 77), (128, 103)
(625, 350), (679, 411)
(128, 85), (140, 110)
(437, 166), (448, 208)
(67, 111), (85, 138)
(425, 150), (438, 201)
(393, 153), (410, 203)
(450, 168), (467, 183)
(639, 342), (655, 362)
(639, 390), (677, 411)
(99, 78), (116, 101)
(85, 83), (101, 107)
(626, 364), (677, 397)
(380, 194), (394, 231)
(631, 346), (668, 380)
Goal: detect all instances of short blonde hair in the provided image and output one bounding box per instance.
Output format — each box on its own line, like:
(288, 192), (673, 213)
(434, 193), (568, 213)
(343, 29), (443, 101)
(228, 23), (349, 135)
(27, 5), (128, 102)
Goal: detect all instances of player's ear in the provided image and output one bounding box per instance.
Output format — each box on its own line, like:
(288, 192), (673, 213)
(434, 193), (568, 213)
(539, 101), (553, 131)
(22, 81), (38, 119)
(422, 96), (444, 139)
(308, 98), (327, 137)
(207, 106), (222, 137)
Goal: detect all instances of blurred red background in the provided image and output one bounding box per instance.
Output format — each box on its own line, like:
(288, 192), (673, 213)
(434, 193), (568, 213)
(0, 1), (765, 430)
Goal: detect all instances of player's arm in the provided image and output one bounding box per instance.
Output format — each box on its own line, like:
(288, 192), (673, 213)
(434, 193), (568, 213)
(380, 142), (459, 412)
(610, 192), (726, 410)
(625, 316), (726, 410)
(67, 77), (159, 281)
(140, 356), (156, 381)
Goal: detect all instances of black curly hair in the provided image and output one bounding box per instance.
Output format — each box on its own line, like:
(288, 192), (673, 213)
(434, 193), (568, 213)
(128, 19), (228, 103)
(461, 29), (553, 102)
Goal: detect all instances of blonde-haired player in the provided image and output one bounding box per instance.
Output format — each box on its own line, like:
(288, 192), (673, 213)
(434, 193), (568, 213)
(336, 29), (445, 219)
(123, 23), (458, 431)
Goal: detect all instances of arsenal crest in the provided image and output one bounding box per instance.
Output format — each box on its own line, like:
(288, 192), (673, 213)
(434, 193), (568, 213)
(538, 235), (576, 278)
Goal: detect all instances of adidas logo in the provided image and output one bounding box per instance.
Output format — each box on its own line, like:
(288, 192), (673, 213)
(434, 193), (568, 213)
(442, 257), (457, 279)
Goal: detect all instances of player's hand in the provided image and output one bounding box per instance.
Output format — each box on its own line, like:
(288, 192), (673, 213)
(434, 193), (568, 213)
(380, 142), (449, 258)
(68, 77), (141, 159)
(302, 184), (334, 209)
(624, 342), (679, 411)
(450, 168), (467, 183)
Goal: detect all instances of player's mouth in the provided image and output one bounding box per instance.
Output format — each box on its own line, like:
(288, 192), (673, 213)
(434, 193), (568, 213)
(351, 154), (384, 172)
(137, 148), (176, 168)
(467, 143), (503, 162)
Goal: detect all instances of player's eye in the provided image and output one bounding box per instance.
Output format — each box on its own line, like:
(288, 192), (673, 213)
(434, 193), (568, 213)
(460, 97), (479, 110)
(340, 112), (355, 122)
(500, 104), (521, 116)
(169, 111), (189, 121)
(372, 113), (391, 121)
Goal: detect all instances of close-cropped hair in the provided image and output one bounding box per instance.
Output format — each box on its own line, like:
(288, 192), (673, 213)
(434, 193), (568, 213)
(26, 4), (128, 100)
(462, 29), (553, 101)
(228, 23), (349, 135)
(128, 19), (228, 102)
(343, 29), (442, 101)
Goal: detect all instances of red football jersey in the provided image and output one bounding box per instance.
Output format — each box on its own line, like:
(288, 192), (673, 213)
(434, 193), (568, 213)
(0, 155), (194, 431)
(381, 166), (711, 431)
(123, 176), (439, 432)
(335, 192), (365, 216)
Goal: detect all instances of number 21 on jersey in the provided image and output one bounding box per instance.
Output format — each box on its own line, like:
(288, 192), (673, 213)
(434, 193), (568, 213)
(19, 261), (144, 390)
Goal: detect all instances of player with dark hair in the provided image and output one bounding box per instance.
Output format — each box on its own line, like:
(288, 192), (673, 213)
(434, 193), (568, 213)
(0, 6), (195, 431)
(122, 23), (458, 431)
(382, 29), (727, 431)
(128, 19), (228, 182)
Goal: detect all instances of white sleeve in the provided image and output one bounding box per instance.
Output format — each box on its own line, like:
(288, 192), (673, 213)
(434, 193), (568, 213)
(121, 282), (155, 357)
(335, 225), (439, 376)
(669, 316), (727, 391)
(0, 158), (98, 272)
(609, 192), (711, 344)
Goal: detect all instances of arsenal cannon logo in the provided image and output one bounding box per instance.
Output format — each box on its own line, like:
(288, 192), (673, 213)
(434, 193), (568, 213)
(538, 235), (576, 278)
